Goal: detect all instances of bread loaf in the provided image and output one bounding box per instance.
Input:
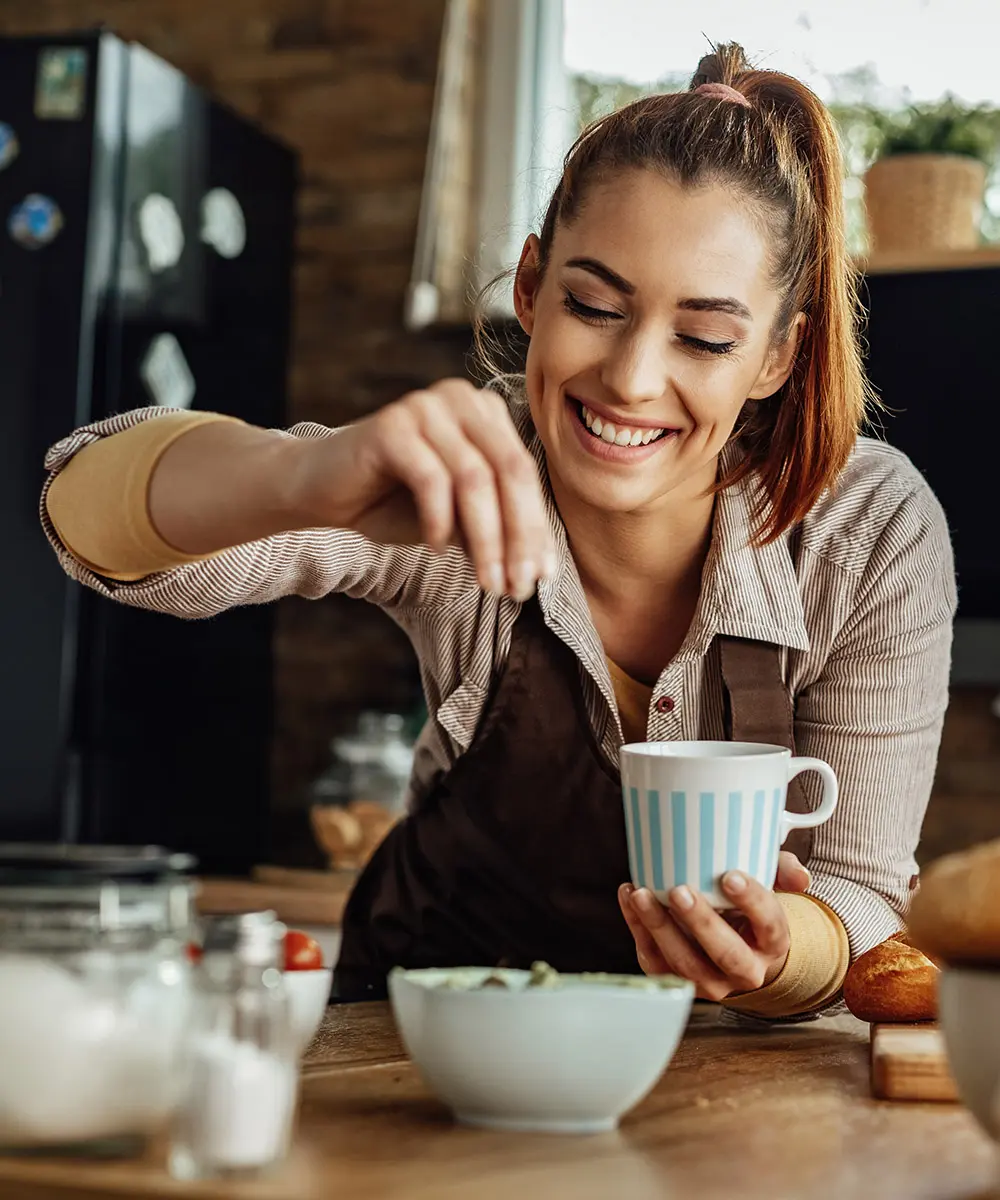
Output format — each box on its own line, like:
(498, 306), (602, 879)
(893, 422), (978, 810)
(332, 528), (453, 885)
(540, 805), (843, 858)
(843, 934), (938, 1023)
(907, 838), (1000, 965)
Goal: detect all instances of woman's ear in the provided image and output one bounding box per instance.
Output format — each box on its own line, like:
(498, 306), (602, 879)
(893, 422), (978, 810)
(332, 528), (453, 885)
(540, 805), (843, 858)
(748, 312), (807, 400)
(513, 234), (542, 336)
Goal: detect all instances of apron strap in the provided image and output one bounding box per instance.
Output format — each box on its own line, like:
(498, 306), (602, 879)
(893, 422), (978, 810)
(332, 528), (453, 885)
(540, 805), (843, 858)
(718, 636), (813, 866)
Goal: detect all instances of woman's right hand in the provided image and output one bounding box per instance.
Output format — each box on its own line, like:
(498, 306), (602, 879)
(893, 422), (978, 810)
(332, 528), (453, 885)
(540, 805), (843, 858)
(296, 378), (556, 600)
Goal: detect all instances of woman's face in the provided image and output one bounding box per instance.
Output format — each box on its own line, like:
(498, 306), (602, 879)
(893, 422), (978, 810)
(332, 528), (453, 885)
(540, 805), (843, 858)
(514, 169), (801, 516)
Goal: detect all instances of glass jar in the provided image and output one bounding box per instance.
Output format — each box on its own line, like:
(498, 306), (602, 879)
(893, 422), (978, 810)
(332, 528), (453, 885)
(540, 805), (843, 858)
(307, 712), (416, 870)
(170, 911), (298, 1181)
(318, 711), (415, 817)
(0, 843), (195, 1155)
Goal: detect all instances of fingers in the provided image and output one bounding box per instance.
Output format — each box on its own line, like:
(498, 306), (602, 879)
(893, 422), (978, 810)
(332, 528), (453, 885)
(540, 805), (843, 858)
(457, 389), (556, 596)
(719, 871), (792, 960)
(382, 380), (553, 599)
(618, 885), (670, 976)
(373, 409), (455, 551)
(775, 851), (811, 894)
(416, 405), (506, 593)
(625, 886), (732, 1001)
(661, 883), (771, 993)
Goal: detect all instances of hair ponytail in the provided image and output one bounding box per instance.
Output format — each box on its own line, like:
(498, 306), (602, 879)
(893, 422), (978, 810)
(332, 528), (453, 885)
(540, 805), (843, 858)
(713, 51), (877, 540)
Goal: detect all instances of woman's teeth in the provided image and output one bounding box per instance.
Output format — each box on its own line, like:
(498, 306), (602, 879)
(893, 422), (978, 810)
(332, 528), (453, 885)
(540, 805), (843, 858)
(580, 404), (665, 447)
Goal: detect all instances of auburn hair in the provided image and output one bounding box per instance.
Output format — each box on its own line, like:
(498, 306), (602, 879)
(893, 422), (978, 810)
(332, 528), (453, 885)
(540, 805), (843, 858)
(475, 43), (875, 543)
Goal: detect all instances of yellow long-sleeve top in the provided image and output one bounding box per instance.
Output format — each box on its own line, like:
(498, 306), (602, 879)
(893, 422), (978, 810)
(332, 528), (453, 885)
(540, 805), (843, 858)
(44, 407), (869, 1020)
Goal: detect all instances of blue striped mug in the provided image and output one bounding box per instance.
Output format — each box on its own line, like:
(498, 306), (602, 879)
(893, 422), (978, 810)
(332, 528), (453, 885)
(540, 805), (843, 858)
(619, 741), (838, 909)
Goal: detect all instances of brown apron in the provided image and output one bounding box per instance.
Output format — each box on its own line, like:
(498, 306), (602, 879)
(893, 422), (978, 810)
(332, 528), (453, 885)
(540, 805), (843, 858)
(333, 600), (810, 999)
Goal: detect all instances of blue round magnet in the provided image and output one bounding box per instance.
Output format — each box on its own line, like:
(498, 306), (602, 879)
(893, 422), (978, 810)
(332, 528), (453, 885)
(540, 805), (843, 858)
(0, 123), (18, 171)
(8, 193), (64, 249)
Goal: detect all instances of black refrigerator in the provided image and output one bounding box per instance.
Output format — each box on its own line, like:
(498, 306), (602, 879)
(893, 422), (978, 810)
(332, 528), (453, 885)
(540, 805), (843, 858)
(0, 30), (298, 872)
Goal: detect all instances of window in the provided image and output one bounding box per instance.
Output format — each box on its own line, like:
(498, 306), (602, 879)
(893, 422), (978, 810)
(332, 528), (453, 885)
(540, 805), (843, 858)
(563, 0), (1000, 253)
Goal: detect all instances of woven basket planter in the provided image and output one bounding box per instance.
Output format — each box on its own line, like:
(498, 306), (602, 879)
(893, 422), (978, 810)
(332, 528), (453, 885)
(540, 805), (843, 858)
(864, 153), (986, 254)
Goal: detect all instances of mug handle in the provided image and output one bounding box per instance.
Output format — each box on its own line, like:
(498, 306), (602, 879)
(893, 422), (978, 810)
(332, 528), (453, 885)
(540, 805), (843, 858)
(779, 756), (839, 843)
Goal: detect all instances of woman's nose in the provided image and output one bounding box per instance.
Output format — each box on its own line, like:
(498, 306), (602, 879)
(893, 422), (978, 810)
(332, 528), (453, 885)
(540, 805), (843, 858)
(598, 329), (669, 406)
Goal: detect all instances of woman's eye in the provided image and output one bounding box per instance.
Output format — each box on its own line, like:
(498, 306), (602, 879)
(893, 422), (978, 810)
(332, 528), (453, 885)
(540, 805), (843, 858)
(678, 335), (736, 356)
(562, 289), (621, 324)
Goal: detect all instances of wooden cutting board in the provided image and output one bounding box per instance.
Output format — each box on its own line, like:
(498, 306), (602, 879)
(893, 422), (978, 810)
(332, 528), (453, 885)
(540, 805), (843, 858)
(870, 1023), (959, 1102)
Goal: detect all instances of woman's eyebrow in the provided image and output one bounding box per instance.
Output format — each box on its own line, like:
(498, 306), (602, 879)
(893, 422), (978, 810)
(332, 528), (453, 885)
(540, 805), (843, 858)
(564, 256), (635, 296)
(678, 296), (753, 321)
(563, 258), (752, 322)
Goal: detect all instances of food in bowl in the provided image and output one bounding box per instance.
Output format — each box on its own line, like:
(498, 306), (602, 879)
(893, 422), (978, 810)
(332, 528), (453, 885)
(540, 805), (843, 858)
(280, 929), (330, 1055)
(283, 929), (323, 972)
(389, 962), (694, 1134)
(908, 838), (1000, 1139)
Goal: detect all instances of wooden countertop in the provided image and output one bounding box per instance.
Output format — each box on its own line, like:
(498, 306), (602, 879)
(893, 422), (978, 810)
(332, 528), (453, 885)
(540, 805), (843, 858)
(196, 867), (357, 928)
(0, 1005), (996, 1200)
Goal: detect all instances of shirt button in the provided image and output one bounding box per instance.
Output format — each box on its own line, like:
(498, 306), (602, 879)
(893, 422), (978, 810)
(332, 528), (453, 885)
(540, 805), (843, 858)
(655, 695), (675, 714)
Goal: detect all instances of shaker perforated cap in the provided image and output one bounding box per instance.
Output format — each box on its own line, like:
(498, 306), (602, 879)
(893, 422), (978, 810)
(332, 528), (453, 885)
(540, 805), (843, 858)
(202, 910), (285, 967)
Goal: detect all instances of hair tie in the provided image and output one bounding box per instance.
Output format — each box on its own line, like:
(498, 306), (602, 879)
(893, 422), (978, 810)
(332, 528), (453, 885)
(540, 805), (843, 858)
(693, 82), (751, 108)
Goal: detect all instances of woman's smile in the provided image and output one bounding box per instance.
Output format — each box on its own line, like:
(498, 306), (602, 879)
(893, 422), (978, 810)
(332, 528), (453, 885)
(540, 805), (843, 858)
(565, 392), (680, 464)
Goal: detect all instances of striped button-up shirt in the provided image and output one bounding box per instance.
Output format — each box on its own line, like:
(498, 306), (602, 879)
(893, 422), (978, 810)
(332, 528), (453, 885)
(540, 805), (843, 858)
(41, 377), (957, 959)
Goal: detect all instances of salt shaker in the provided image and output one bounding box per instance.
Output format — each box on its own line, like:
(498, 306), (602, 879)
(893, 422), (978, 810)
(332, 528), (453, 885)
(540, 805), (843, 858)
(169, 911), (297, 1181)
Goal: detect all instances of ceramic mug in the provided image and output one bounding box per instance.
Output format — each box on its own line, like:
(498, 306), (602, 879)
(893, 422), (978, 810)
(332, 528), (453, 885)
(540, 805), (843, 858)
(619, 741), (838, 909)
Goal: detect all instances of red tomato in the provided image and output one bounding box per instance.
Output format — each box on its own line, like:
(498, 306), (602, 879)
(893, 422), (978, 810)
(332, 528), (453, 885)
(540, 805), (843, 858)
(185, 942), (203, 964)
(284, 929), (323, 971)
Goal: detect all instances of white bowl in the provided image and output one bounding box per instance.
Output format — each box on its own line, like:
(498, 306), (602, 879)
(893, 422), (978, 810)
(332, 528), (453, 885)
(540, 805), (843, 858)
(938, 966), (1000, 1140)
(388, 966), (694, 1133)
(283, 968), (332, 1055)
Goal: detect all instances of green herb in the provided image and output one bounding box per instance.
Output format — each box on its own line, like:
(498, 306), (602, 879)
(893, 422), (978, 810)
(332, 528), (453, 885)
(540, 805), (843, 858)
(835, 96), (1000, 167)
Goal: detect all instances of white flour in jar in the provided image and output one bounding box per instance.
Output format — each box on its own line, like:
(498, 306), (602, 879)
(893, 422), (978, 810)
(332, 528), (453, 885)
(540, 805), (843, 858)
(0, 955), (183, 1146)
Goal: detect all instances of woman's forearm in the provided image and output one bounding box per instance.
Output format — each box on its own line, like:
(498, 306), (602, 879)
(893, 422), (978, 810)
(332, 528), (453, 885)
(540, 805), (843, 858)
(147, 418), (315, 555)
(45, 412), (321, 579)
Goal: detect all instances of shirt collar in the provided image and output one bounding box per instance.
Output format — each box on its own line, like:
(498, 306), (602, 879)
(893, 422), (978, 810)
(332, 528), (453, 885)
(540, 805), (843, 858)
(504, 377), (810, 661)
(698, 442), (810, 654)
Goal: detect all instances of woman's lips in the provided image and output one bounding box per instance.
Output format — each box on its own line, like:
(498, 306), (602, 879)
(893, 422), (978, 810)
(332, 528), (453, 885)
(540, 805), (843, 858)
(565, 395), (677, 463)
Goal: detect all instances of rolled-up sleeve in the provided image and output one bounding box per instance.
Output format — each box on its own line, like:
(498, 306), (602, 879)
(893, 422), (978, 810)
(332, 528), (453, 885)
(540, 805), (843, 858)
(795, 482), (957, 959)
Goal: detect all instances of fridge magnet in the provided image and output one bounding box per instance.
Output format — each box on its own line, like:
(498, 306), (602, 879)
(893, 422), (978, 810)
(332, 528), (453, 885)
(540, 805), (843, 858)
(8, 194), (64, 249)
(200, 188), (246, 259)
(35, 47), (88, 120)
(138, 193), (184, 273)
(0, 124), (20, 171)
(140, 333), (196, 411)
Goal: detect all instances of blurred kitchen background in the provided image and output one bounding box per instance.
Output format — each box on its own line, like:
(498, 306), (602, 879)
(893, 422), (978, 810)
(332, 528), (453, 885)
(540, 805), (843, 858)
(0, 0), (997, 889)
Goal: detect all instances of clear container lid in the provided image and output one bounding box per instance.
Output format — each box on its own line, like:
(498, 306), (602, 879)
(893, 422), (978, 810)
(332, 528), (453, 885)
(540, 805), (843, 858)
(0, 844), (196, 942)
(331, 711), (414, 778)
(0, 843), (195, 885)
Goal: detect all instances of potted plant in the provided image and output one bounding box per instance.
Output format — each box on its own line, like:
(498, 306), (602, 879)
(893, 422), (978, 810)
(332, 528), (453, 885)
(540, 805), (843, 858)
(858, 97), (1000, 255)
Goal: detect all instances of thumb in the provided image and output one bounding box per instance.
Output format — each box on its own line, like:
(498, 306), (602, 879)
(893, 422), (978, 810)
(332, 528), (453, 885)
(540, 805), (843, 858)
(775, 851), (811, 893)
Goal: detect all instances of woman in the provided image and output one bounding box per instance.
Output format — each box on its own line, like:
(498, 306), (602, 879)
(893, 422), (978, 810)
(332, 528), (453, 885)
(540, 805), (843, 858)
(42, 46), (956, 1018)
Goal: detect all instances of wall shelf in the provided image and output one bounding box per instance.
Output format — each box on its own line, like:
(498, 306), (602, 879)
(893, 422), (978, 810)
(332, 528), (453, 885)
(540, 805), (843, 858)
(858, 245), (1000, 275)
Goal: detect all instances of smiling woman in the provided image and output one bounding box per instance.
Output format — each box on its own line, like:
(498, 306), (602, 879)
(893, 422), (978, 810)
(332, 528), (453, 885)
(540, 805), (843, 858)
(41, 44), (954, 1020)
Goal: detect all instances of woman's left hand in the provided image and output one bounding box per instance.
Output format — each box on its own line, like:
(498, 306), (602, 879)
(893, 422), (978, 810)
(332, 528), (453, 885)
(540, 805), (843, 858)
(617, 853), (810, 1001)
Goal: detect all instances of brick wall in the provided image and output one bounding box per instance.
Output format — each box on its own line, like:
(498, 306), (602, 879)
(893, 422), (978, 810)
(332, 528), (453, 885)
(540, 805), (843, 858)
(920, 689), (1000, 865)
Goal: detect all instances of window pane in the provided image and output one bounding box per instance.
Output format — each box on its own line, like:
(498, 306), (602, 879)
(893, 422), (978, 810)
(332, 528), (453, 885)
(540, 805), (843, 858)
(563, 0), (1000, 251)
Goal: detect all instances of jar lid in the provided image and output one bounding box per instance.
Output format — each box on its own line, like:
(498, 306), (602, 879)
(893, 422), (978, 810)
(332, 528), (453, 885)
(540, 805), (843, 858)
(0, 843), (195, 886)
(202, 910), (285, 968)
